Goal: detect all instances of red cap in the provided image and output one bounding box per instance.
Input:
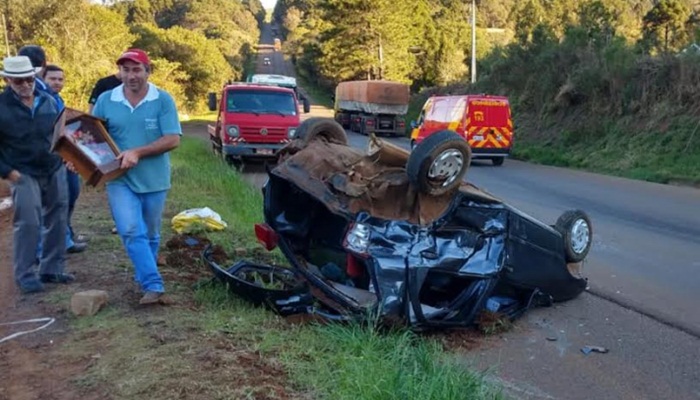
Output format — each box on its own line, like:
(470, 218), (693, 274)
(116, 48), (150, 66)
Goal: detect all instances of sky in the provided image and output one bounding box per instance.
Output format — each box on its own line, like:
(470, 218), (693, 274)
(261, 0), (277, 9)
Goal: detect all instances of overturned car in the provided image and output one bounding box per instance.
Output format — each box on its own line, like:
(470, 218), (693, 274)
(205, 118), (592, 330)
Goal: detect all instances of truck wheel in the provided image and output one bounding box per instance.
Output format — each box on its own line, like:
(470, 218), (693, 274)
(491, 157), (505, 166)
(554, 210), (593, 263)
(296, 117), (348, 146)
(406, 130), (471, 196)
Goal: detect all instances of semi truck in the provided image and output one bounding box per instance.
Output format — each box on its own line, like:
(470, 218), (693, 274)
(333, 80), (409, 137)
(207, 82), (310, 163)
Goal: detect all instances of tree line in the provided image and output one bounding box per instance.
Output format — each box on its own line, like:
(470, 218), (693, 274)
(274, 0), (700, 115)
(1, 0), (265, 113)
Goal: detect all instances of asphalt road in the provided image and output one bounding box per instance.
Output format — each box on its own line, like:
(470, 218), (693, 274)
(231, 21), (700, 399)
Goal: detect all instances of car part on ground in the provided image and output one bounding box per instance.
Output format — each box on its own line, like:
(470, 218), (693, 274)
(208, 118), (592, 330)
(203, 246), (312, 316)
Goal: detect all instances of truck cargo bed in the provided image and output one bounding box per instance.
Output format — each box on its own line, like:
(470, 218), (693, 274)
(335, 80), (410, 106)
(337, 101), (408, 115)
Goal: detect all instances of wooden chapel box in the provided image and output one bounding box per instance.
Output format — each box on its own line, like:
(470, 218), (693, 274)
(51, 108), (125, 187)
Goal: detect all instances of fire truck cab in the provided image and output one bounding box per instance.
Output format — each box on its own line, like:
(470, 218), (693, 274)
(410, 94), (513, 166)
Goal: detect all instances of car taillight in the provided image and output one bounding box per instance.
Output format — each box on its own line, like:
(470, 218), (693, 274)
(346, 253), (364, 278)
(254, 223), (278, 251)
(398, 121), (405, 128)
(365, 120), (374, 126)
(343, 222), (370, 256)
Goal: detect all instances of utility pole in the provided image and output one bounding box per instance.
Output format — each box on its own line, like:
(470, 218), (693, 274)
(1, 13), (9, 57)
(471, 0), (477, 83)
(378, 37), (384, 80)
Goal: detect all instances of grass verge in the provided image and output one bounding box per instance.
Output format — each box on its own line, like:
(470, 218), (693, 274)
(182, 110), (217, 123)
(54, 133), (501, 399)
(294, 69), (334, 108)
(511, 114), (700, 185)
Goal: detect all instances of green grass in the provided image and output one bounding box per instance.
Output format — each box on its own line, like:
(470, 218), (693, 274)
(195, 283), (503, 400)
(181, 110), (217, 123)
(167, 137), (266, 252)
(512, 115), (700, 185)
(295, 70), (334, 108)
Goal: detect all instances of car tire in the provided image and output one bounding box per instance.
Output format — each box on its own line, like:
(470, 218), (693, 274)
(491, 157), (505, 166)
(406, 130), (471, 196)
(295, 117), (348, 146)
(555, 210), (593, 263)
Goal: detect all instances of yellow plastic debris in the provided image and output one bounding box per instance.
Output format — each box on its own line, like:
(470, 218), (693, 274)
(171, 207), (228, 233)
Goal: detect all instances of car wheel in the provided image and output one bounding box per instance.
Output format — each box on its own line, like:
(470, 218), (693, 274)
(295, 117), (348, 146)
(491, 157), (504, 166)
(555, 210), (593, 263)
(406, 130), (471, 196)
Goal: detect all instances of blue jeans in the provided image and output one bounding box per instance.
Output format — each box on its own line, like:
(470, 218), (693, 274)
(65, 170), (81, 245)
(107, 183), (168, 293)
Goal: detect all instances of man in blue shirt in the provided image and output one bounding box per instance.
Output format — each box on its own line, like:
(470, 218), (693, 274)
(92, 48), (182, 305)
(0, 55), (73, 293)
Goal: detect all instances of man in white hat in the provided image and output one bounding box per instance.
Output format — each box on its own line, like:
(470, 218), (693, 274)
(0, 55), (74, 294)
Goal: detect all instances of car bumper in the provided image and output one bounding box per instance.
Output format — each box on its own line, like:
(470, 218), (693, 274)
(223, 143), (285, 157)
(471, 147), (511, 158)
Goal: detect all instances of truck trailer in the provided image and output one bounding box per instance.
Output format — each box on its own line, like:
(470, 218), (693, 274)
(333, 80), (409, 137)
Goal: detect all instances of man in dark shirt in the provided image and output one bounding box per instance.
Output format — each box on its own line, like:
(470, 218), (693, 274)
(19, 45), (88, 254)
(0, 55), (74, 294)
(88, 71), (121, 113)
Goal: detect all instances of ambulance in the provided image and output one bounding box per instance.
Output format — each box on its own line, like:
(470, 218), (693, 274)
(410, 94), (513, 166)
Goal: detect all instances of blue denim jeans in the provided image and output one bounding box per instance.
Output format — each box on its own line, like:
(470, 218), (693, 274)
(65, 170), (81, 245)
(106, 183), (168, 293)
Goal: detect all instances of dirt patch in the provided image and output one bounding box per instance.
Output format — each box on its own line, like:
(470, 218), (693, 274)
(0, 207), (91, 400)
(196, 336), (302, 400)
(0, 184), (309, 399)
(166, 234), (227, 264)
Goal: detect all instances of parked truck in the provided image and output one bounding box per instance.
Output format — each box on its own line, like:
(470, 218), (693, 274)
(409, 94), (514, 166)
(333, 80), (409, 137)
(207, 82), (310, 164)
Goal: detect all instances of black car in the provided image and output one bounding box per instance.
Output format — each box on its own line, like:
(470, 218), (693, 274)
(205, 118), (592, 330)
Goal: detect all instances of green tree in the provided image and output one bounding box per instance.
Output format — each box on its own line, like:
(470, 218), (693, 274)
(22, 1), (136, 109)
(641, 0), (691, 54)
(578, 0), (617, 45)
(132, 23), (234, 112)
(512, 0), (547, 45)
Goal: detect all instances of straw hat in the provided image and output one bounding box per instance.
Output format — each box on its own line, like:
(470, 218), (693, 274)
(0, 55), (42, 78)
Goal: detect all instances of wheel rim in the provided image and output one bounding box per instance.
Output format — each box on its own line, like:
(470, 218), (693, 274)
(428, 149), (464, 187)
(570, 219), (590, 254)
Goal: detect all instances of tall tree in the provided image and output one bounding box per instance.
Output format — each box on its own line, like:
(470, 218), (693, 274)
(641, 0), (691, 53)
